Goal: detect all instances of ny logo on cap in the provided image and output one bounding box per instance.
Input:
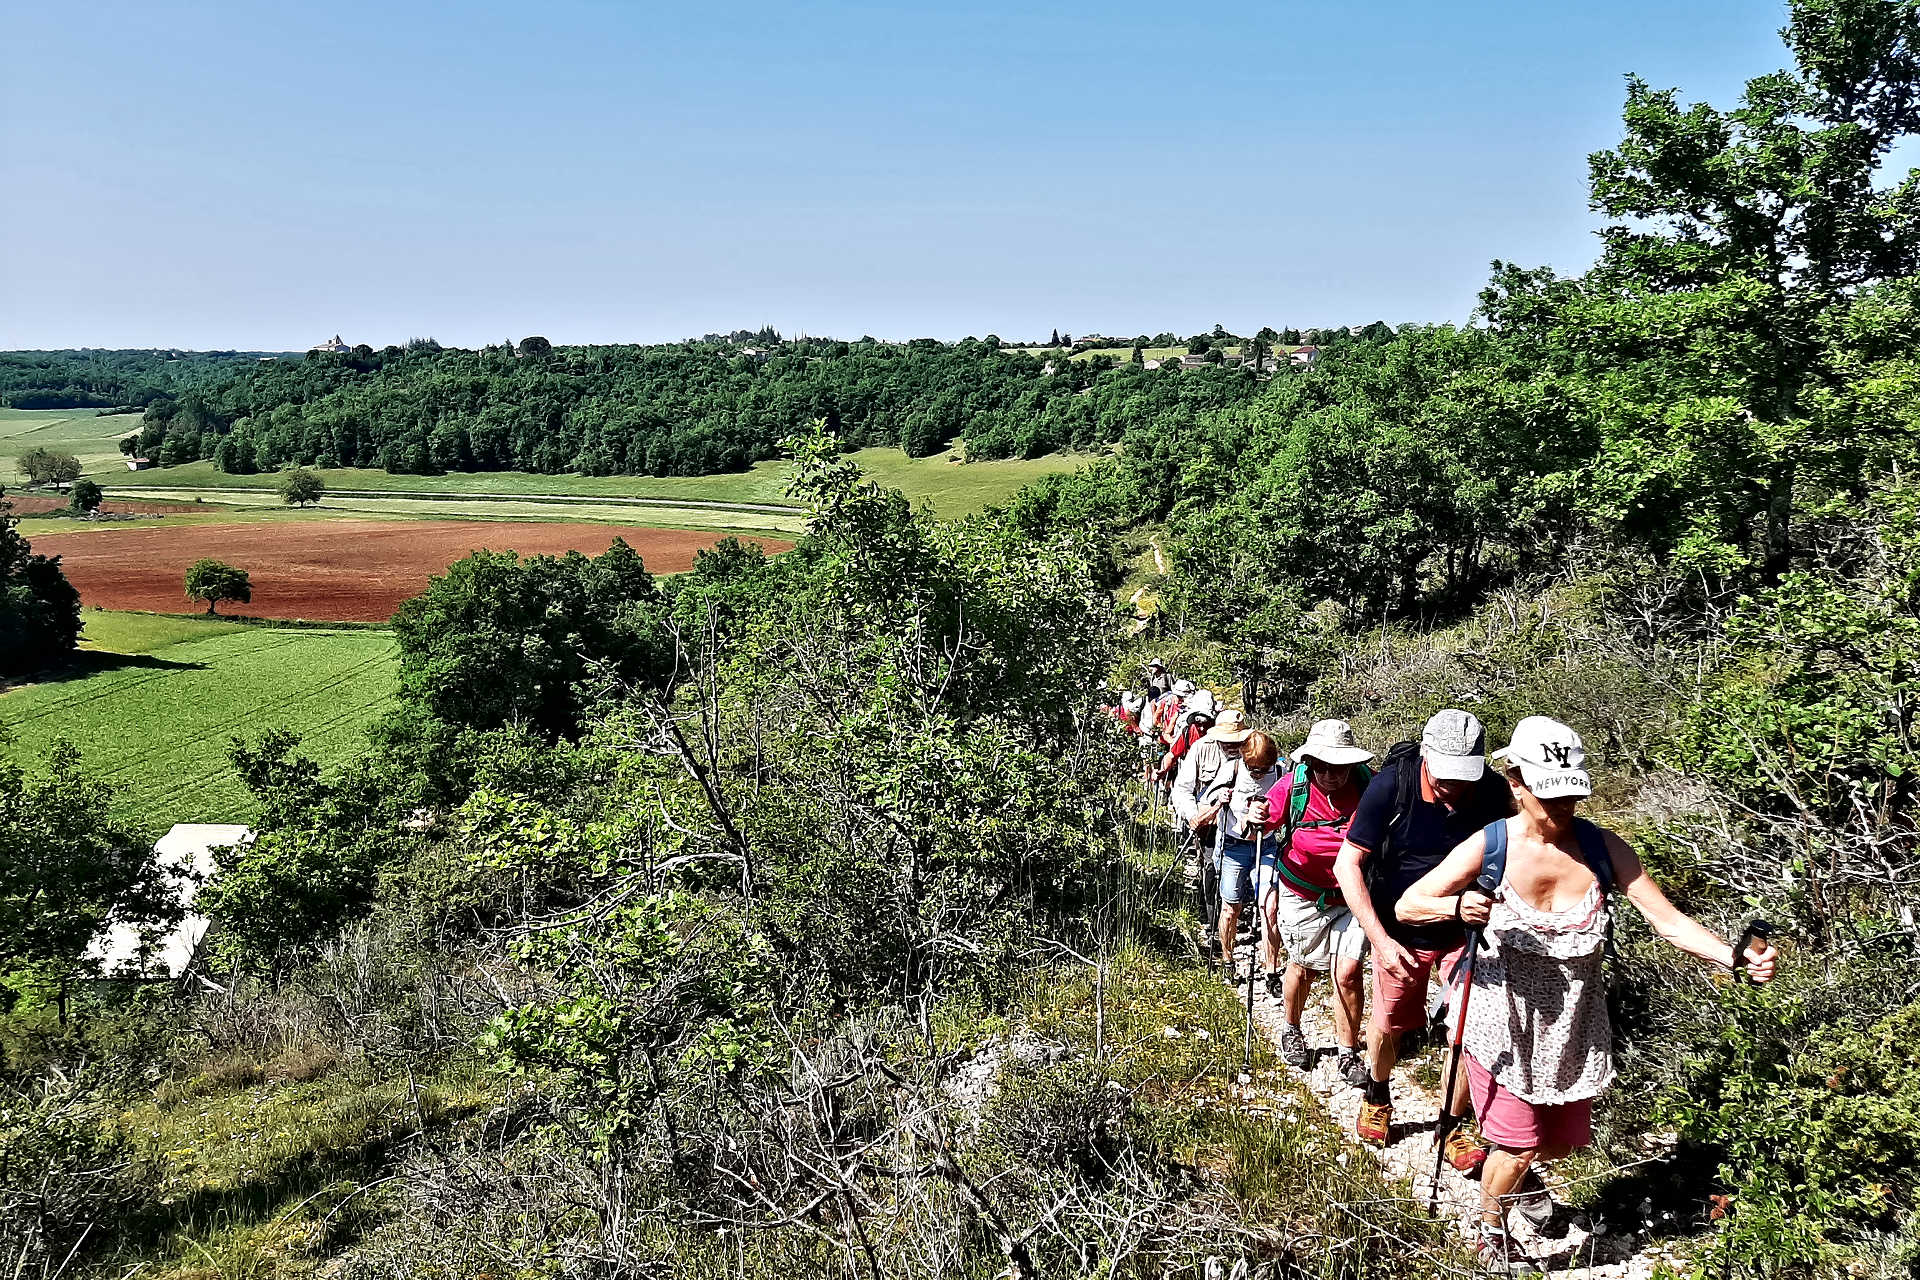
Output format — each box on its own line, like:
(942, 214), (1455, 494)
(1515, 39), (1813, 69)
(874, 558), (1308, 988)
(1541, 743), (1572, 768)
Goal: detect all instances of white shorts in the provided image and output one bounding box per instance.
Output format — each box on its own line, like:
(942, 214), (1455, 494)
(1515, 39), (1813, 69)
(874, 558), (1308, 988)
(1264, 884), (1368, 972)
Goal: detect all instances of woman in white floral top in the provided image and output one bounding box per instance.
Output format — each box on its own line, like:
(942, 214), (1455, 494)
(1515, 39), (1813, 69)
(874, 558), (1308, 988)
(1399, 717), (1778, 1273)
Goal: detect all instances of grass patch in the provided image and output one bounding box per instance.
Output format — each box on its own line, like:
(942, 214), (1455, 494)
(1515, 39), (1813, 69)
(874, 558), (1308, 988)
(105, 445), (1090, 519)
(1, 407), (143, 475)
(1012, 944), (1450, 1278)
(77, 609), (252, 654)
(114, 1059), (495, 1280)
(0, 619), (398, 831)
(112, 487), (809, 536)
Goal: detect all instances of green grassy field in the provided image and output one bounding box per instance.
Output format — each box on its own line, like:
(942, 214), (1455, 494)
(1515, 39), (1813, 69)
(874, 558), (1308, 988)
(89, 489), (810, 536)
(106, 445), (1090, 518)
(1, 407), (143, 477)
(0, 614), (397, 832)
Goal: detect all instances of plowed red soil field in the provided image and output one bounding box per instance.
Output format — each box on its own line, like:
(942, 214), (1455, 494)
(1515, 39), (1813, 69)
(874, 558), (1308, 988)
(29, 520), (790, 621)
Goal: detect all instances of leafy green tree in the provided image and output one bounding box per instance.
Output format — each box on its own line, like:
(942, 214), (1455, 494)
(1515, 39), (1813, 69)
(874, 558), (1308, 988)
(196, 826), (384, 967)
(0, 741), (176, 1005)
(1497, 0), (1920, 577)
(65, 479), (102, 514)
(277, 466), (324, 507)
(0, 493), (81, 677)
(16, 448), (81, 488)
(389, 539), (672, 741)
(518, 335), (552, 358)
(184, 558), (251, 615)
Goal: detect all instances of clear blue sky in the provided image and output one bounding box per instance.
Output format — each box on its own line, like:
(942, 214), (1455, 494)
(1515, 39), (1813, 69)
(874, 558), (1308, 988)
(2, 1), (1796, 350)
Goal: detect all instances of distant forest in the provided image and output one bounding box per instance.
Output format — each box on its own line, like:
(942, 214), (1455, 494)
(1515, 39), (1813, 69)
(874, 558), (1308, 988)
(0, 348), (293, 410)
(1, 328), (1387, 476)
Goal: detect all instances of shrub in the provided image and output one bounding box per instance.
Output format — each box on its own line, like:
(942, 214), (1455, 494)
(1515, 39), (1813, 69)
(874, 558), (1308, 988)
(980, 1057), (1128, 1177)
(0, 1082), (153, 1268)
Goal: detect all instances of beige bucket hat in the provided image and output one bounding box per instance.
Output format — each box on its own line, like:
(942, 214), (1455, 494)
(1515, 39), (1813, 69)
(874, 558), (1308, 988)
(1292, 718), (1375, 766)
(1206, 707), (1254, 744)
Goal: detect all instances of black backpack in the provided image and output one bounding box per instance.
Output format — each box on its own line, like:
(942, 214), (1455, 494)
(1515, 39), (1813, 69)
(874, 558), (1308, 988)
(1361, 739), (1423, 908)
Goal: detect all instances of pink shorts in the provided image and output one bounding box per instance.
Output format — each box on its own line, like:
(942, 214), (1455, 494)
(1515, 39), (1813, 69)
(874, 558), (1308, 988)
(1466, 1053), (1592, 1152)
(1370, 944), (1464, 1034)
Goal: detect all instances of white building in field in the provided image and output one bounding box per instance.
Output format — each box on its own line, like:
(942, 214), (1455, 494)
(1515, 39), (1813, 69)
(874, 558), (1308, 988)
(87, 823), (251, 983)
(310, 334), (351, 354)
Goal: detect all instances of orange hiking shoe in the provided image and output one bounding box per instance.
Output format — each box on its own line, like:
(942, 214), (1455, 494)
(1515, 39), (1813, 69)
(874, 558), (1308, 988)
(1445, 1127), (1488, 1174)
(1356, 1098), (1392, 1143)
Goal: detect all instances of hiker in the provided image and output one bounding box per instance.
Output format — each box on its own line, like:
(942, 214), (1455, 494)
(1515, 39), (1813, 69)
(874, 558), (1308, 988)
(1211, 726), (1280, 985)
(1332, 708), (1510, 1158)
(1140, 677), (1192, 794)
(1166, 696), (1226, 944)
(1258, 720), (1375, 1084)
(1156, 686), (1217, 786)
(1144, 657), (1173, 703)
(1396, 716), (1778, 1270)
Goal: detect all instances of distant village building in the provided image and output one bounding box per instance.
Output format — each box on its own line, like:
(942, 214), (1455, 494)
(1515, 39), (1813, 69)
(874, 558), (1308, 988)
(1179, 353), (1210, 369)
(125, 457), (153, 471)
(87, 824), (252, 985)
(1142, 359), (1163, 370)
(310, 334), (351, 354)
(1288, 345), (1321, 368)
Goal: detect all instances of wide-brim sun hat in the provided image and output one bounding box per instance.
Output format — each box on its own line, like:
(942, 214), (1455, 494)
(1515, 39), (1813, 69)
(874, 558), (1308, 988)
(1293, 718), (1374, 766)
(1172, 679), (1198, 698)
(1185, 689), (1220, 720)
(1420, 708), (1486, 782)
(1493, 714), (1593, 799)
(1206, 707), (1254, 744)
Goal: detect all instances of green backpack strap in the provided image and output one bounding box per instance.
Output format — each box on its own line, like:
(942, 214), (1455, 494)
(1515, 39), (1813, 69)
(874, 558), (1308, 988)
(1272, 761), (1374, 910)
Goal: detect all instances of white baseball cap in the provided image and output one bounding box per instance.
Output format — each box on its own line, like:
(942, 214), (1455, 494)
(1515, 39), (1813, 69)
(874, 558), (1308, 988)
(1172, 679), (1198, 698)
(1493, 716), (1593, 799)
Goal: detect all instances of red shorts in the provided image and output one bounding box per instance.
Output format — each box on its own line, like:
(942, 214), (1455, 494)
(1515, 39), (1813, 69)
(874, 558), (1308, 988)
(1370, 944), (1464, 1034)
(1466, 1053), (1593, 1152)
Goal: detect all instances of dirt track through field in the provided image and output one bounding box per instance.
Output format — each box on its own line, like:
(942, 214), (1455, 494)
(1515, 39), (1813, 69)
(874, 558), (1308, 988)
(8, 495), (204, 517)
(29, 520), (791, 621)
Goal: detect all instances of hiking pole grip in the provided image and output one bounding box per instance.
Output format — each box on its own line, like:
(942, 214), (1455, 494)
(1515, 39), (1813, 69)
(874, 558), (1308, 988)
(1467, 872), (1498, 953)
(1731, 919), (1774, 979)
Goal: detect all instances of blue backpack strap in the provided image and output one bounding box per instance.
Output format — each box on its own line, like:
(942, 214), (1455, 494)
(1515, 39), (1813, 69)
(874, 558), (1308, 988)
(1572, 818), (1615, 891)
(1479, 819), (1509, 887)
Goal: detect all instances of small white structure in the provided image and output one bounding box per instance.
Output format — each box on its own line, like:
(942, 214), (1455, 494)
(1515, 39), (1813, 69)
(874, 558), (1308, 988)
(310, 334), (351, 355)
(87, 823), (251, 981)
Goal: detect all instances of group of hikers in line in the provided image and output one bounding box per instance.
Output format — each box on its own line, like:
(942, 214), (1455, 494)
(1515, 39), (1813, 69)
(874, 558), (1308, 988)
(1113, 660), (1778, 1271)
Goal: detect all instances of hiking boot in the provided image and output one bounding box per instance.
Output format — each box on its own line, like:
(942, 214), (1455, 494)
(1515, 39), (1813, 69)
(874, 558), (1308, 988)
(1445, 1128), (1489, 1175)
(1509, 1184), (1554, 1231)
(1338, 1051), (1371, 1090)
(1475, 1225), (1525, 1275)
(1278, 1024), (1311, 1070)
(1356, 1098), (1392, 1143)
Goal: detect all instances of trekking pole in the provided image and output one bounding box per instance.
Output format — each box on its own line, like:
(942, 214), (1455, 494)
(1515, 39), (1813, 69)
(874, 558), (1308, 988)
(1428, 873), (1496, 1216)
(1243, 828), (1263, 1081)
